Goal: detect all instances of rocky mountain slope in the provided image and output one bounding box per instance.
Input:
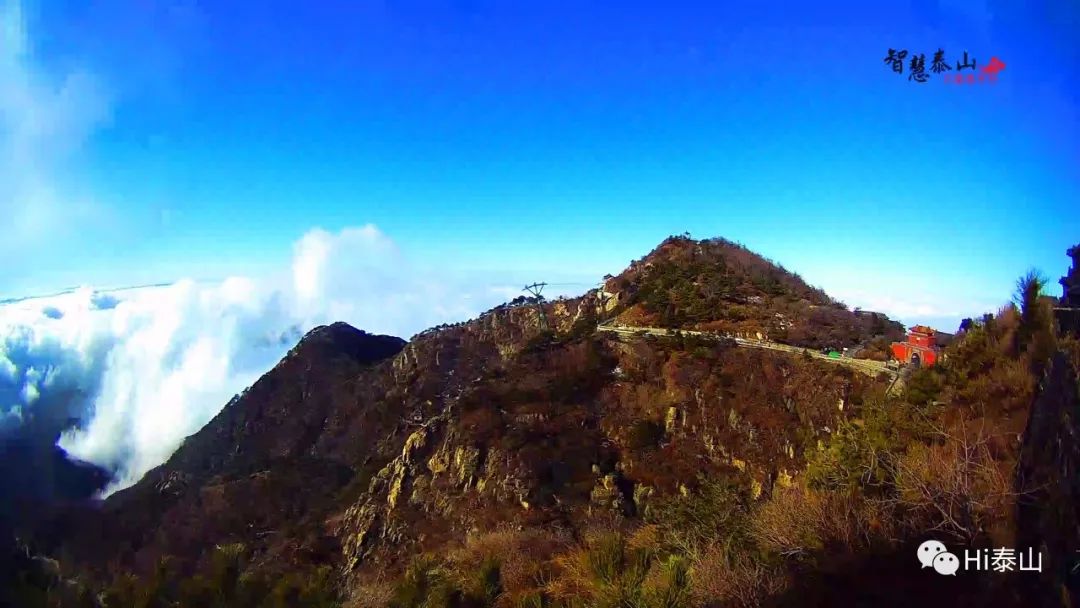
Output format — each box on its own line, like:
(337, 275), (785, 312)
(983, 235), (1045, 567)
(13, 236), (1076, 608)
(44, 238), (886, 579)
(601, 237), (904, 349)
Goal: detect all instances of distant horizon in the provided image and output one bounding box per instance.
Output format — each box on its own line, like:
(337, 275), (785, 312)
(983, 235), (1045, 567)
(3, 0), (1078, 334)
(5, 226), (1073, 335)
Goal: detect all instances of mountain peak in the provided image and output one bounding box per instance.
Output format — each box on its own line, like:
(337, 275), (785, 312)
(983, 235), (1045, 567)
(600, 234), (900, 350)
(293, 322), (406, 364)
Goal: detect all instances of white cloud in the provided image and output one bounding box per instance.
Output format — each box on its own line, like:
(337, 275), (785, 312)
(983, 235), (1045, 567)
(829, 284), (1001, 332)
(0, 0), (113, 260)
(1, 225), (518, 495)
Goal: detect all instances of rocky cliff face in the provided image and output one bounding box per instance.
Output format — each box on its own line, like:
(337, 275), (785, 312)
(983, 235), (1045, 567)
(334, 332), (874, 580)
(55, 323), (408, 577)
(1015, 352), (1080, 605)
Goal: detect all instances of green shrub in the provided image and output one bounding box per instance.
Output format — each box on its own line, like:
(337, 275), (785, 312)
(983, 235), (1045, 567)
(473, 556), (503, 606)
(99, 545), (338, 608)
(626, 420), (664, 451)
(565, 317), (597, 341)
(517, 591), (547, 608)
(390, 559), (440, 608)
(522, 331), (557, 354)
(904, 368), (943, 406)
(266, 566), (339, 608)
(646, 555), (690, 608)
(553, 533), (690, 608)
(648, 476), (751, 557)
(586, 534), (650, 589)
(805, 395), (930, 493)
(390, 554), (504, 608)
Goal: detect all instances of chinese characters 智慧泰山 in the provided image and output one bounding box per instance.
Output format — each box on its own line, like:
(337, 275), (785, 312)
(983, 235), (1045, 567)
(884, 49), (1002, 85)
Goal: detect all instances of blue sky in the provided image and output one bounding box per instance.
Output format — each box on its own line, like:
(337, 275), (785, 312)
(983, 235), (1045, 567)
(3, 0), (1078, 330)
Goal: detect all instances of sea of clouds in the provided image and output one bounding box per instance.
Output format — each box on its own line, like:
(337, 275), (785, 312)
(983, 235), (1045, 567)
(0, 0), (581, 499)
(0, 225), (524, 495)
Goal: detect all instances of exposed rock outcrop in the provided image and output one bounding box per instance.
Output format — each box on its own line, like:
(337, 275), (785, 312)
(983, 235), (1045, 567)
(1015, 352), (1080, 605)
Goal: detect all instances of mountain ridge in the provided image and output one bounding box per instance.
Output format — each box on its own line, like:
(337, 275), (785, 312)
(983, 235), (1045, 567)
(47, 236), (900, 579)
(24, 234), (1056, 608)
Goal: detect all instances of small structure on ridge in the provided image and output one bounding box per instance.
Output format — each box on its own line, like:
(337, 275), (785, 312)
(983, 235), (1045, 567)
(891, 325), (941, 367)
(1056, 244), (1080, 337)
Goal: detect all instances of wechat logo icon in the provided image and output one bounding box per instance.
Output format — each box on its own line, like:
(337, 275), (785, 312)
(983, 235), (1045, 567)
(918, 540), (959, 575)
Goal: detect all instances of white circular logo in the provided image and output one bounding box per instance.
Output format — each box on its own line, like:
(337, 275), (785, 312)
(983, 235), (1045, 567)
(917, 540), (948, 568)
(933, 551), (960, 576)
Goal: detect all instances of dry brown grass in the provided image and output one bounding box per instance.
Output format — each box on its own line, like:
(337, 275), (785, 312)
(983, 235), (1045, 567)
(344, 579), (395, 608)
(750, 484), (893, 559)
(689, 546), (788, 608)
(544, 528), (629, 603)
(627, 524), (663, 552)
(887, 419), (1015, 543)
(446, 526), (570, 606)
(686, 483), (893, 607)
(546, 544), (597, 603)
(545, 529), (692, 608)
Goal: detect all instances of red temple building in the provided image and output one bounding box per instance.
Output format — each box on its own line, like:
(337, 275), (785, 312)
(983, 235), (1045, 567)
(890, 325), (940, 367)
